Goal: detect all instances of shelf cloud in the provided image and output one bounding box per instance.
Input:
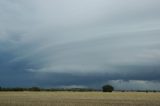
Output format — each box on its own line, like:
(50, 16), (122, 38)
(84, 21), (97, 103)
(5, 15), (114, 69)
(0, 0), (160, 89)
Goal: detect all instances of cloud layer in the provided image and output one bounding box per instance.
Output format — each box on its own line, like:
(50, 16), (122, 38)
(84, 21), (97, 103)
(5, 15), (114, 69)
(0, 0), (160, 89)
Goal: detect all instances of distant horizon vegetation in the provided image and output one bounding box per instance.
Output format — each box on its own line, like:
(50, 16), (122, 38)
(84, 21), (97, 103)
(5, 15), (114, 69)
(0, 85), (159, 92)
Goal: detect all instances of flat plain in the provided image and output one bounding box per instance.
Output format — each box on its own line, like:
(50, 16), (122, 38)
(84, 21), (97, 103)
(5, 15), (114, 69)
(0, 92), (160, 106)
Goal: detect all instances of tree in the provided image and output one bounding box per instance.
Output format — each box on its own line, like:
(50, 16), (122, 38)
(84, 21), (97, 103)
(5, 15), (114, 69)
(102, 85), (114, 92)
(29, 87), (41, 91)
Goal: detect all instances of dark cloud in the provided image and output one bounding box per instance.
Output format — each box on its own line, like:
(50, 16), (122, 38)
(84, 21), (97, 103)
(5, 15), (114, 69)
(0, 0), (160, 89)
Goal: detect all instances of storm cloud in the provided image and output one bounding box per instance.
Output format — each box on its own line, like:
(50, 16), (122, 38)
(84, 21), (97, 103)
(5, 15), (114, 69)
(0, 0), (160, 90)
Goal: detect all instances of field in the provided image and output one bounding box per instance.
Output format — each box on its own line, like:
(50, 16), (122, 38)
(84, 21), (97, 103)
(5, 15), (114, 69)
(0, 92), (160, 106)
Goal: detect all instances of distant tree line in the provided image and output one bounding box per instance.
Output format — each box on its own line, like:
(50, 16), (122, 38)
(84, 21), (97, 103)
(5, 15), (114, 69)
(0, 85), (159, 92)
(118, 90), (160, 93)
(0, 86), (97, 92)
(102, 84), (160, 92)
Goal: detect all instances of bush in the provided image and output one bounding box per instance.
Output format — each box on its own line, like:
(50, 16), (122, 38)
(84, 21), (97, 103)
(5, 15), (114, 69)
(102, 85), (114, 92)
(29, 87), (41, 91)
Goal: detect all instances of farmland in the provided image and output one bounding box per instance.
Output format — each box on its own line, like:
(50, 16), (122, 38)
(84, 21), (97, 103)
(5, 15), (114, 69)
(0, 92), (160, 106)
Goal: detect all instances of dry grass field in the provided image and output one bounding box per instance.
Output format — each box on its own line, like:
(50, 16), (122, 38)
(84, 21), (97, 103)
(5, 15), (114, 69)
(0, 92), (160, 106)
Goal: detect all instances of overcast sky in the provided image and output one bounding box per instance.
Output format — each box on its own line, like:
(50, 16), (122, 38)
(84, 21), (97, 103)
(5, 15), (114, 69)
(0, 0), (160, 90)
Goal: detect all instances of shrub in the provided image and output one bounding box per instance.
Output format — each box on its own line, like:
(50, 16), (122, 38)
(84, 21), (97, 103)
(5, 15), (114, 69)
(29, 87), (41, 91)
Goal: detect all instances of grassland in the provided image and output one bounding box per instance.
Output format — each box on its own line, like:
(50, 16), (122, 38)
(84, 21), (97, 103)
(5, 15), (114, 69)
(0, 92), (160, 106)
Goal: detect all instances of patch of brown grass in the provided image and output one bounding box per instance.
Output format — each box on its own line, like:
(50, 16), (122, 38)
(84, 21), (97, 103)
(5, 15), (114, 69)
(0, 92), (160, 106)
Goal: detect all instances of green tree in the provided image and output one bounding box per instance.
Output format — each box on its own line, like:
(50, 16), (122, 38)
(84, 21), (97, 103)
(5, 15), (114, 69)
(29, 87), (41, 91)
(102, 85), (114, 92)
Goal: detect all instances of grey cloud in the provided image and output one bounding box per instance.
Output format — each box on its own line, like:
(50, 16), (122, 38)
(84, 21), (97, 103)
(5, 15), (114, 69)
(0, 0), (160, 89)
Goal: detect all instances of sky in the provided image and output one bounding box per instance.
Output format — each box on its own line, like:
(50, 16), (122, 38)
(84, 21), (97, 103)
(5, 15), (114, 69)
(0, 0), (160, 90)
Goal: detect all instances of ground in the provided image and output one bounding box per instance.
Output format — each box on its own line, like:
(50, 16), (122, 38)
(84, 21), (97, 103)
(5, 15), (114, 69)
(0, 92), (160, 106)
